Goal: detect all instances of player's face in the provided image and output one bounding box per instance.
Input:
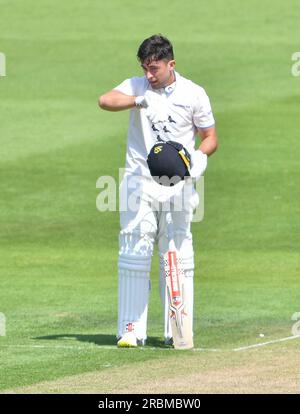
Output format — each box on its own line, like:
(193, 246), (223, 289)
(141, 59), (175, 89)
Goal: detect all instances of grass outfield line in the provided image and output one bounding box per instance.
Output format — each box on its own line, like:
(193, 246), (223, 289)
(233, 335), (300, 352)
(1, 334), (300, 352)
(1, 341), (300, 394)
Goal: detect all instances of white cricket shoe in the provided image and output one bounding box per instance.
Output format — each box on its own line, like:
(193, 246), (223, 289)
(117, 332), (137, 348)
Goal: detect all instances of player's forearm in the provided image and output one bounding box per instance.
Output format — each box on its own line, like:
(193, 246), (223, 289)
(199, 137), (218, 156)
(198, 128), (218, 156)
(98, 90), (136, 112)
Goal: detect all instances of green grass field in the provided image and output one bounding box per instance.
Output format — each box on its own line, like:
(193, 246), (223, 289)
(1, 0), (300, 393)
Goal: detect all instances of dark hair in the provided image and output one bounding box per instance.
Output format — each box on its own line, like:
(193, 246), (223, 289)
(137, 34), (174, 63)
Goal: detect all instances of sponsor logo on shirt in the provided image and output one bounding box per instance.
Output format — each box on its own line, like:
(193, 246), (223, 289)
(172, 103), (191, 109)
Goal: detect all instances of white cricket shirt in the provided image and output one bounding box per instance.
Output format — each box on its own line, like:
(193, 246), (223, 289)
(114, 71), (215, 178)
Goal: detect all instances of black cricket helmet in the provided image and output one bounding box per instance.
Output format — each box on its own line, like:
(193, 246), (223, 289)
(147, 140), (191, 186)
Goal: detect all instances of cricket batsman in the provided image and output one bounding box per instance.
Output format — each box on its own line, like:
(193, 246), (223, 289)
(99, 34), (218, 348)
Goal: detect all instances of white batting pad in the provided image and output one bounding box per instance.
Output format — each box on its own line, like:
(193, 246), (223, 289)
(118, 265), (150, 341)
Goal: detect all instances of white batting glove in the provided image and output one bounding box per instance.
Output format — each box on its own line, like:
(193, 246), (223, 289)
(134, 95), (149, 108)
(189, 150), (208, 181)
(135, 91), (169, 124)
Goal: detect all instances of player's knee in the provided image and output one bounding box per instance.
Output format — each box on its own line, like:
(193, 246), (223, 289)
(119, 229), (155, 256)
(158, 228), (193, 254)
(173, 229), (193, 250)
(118, 229), (155, 274)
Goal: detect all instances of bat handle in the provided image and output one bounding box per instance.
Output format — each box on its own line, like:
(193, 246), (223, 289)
(166, 211), (172, 226)
(166, 211), (176, 251)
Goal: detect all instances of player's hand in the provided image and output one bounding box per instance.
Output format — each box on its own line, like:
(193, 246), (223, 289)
(134, 95), (149, 108)
(135, 91), (169, 124)
(189, 150), (208, 180)
(135, 90), (158, 108)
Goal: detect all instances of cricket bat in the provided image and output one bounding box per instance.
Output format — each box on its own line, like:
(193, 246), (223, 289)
(164, 212), (194, 350)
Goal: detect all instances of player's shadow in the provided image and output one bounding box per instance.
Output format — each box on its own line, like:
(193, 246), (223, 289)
(34, 334), (117, 346)
(34, 334), (165, 348)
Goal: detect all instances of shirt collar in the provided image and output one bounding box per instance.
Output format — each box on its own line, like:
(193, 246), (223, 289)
(148, 71), (179, 94)
(164, 71), (178, 93)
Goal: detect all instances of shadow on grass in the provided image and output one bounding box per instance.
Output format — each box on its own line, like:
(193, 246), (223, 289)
(33, 334), (167, 348)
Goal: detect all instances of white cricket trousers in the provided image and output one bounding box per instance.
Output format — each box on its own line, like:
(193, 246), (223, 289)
(117, 174), (199, 341)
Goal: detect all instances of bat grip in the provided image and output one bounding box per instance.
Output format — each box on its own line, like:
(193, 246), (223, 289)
(166, 211), (176, 251)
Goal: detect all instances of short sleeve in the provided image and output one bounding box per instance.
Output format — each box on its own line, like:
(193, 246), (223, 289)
(192, 87), (215, 129)
(114, 77), (141, 96)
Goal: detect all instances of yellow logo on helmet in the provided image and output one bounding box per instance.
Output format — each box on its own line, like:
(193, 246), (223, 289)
(154, 145), (163, 154)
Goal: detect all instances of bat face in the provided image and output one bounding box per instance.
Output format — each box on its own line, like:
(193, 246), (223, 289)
(167, 251), (182, 306)
(164, 249), (194, 350)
